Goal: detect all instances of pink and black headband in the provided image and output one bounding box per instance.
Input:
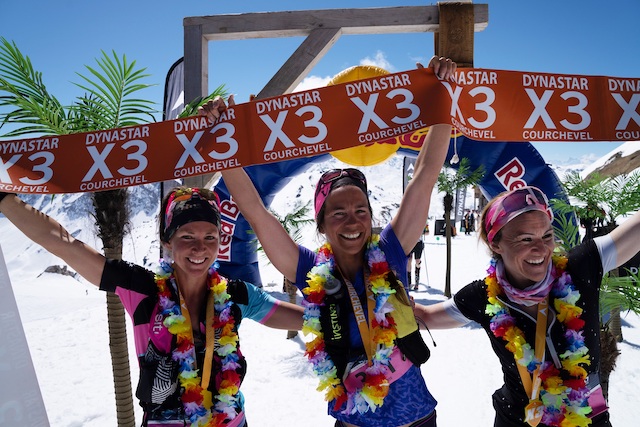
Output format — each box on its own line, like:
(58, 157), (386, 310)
(314, 168), (368, 220)
(485, 186), (553, 244)
(162, 188), (221, 242)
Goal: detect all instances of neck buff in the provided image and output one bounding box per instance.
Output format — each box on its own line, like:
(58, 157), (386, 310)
(163, 188), (221, 242)
(495, 260), (554, 307)
(485, 256), (592, 426)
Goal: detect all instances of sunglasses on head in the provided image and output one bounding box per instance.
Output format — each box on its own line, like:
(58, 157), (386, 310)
(318, 168), (367, 186)
(486, 186), (553, 243)
(314, 168), (368, 219)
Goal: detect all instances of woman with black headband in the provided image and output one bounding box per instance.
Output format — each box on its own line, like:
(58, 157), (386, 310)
(413, 186), (640, 427)
(201, 56), (457, 427)
(0, 187), (304, 427)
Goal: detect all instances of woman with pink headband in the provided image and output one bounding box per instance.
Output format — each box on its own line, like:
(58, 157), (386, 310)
(0, 187), (304, 426)
(203, 56), (457, 427)
(414, 185), (640, 427)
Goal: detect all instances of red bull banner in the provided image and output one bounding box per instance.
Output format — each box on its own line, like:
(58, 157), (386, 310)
(1, 68), (639, 194)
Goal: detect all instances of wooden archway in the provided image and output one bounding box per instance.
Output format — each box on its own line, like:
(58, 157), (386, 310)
(182, 3), (489, 187)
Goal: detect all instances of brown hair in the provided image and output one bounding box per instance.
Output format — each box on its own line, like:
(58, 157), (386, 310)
(479, 190), (508, 259)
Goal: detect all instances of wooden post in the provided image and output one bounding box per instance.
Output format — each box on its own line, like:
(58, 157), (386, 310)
(435, 2), (476, 68)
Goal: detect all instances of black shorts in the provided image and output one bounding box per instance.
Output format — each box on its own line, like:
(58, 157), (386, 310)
(410, 240), (424, 258)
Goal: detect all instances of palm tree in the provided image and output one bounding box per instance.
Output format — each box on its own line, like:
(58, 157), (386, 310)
(555, 170), (640, 335)
(436, 157), (484, 298)
(552, 174), (640, 401)
(0, 38), (155, 426)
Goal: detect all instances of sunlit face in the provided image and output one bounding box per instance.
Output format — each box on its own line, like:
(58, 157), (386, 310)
(163, 221), (220, 279)
(319, 185), (372, 260)
(490, 211), (555, 289)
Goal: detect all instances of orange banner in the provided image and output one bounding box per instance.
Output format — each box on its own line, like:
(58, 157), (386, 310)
(0, 68), (638, 194)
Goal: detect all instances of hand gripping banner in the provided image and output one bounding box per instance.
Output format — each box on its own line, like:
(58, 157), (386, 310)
(0, 68), (639, 194)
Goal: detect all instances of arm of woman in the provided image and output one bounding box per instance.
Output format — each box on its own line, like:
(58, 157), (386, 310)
(221, 168), (300, 281)
(261, 300), (305, 330)
(413, 300), (469, 330)
(391, 57), (456, 253)
(199, 96), (300, 282)
(608, 209), (640, 267)
(0, 193), (106, 286)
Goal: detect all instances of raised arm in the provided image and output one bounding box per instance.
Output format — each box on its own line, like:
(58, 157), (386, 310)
(198, 96), (300, 282)
(221, 168), (300, 282)
(0, 193), (106, 286)
(608, 210), (640, 267)
(391, 57), (456, 253)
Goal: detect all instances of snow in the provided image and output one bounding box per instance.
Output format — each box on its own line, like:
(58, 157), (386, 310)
(2, 154), (640, 426)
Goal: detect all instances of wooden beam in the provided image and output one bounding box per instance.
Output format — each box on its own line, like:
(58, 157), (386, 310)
(184, 5), (488, 40)
(257, 27), (342, 99)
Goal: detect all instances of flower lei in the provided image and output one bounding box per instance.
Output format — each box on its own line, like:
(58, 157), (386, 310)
(155, 260), (242, 426)
(302, 234), (399, 415)
(485, 255), (592, 427)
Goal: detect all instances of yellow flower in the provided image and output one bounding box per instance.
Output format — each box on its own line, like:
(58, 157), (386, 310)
(543, 376), (566, 394)
(554, 300), (583, 322)
(560, 411), (591, 427)
(325, 384), (345, 401)
(373, 327), (396, 347)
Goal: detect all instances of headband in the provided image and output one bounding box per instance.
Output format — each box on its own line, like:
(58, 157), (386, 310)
(485, 186), (553, 244)
(314, 168), (368, 220)
(163, 188), (221, 242)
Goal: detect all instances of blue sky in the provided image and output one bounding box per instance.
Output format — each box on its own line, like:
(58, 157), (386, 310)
(2, 0), (639, 165)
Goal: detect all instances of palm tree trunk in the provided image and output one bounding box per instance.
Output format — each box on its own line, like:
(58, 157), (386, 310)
(444, 212), (452, 298)
(93, 189), (135, 427)
(103, 244), (136, 427)
(444, 194), (454, 298)
(284, 277), (298, 339)
(106, 292), (136, 426)
(599, 325), (620, 401)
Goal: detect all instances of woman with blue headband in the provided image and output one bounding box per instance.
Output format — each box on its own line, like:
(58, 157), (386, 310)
(0, 187), (304, 426)
(413, 185), (640, 427)
(201, 56), (457, 427)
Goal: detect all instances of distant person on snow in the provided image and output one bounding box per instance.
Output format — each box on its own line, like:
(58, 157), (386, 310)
(408, 226), (428, 291)
(0, 188), (304, 427)
(200, 56), (457, 427)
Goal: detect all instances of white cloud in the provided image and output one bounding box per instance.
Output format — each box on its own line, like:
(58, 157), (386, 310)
(294, 75), (333, 92)
(294, 51), (396, 92)
(359, 50), (394, 72)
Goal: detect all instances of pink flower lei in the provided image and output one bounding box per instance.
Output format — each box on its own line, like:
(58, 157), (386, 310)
(485, 255), (593, 426)
(155, 260), (242, 426)
(302, 234), (399, 415)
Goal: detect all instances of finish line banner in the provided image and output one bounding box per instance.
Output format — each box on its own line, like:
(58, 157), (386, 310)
(1, 68), (639, 194)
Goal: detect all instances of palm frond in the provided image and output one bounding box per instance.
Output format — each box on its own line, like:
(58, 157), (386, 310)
(73, 50), (156, 130)
(549, 199), (580, 252)
(178, 84), (230, 118)
(600, 271), (640, 321)
(0, 38), (68, 135)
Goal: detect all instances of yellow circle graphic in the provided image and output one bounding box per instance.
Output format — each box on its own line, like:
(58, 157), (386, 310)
(327, 66), (399, 166)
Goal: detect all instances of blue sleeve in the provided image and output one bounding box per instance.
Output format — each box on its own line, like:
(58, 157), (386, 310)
(236, 282), (280, 323)
(380, 224), (410, 290)
(294, 244), (316, 291)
